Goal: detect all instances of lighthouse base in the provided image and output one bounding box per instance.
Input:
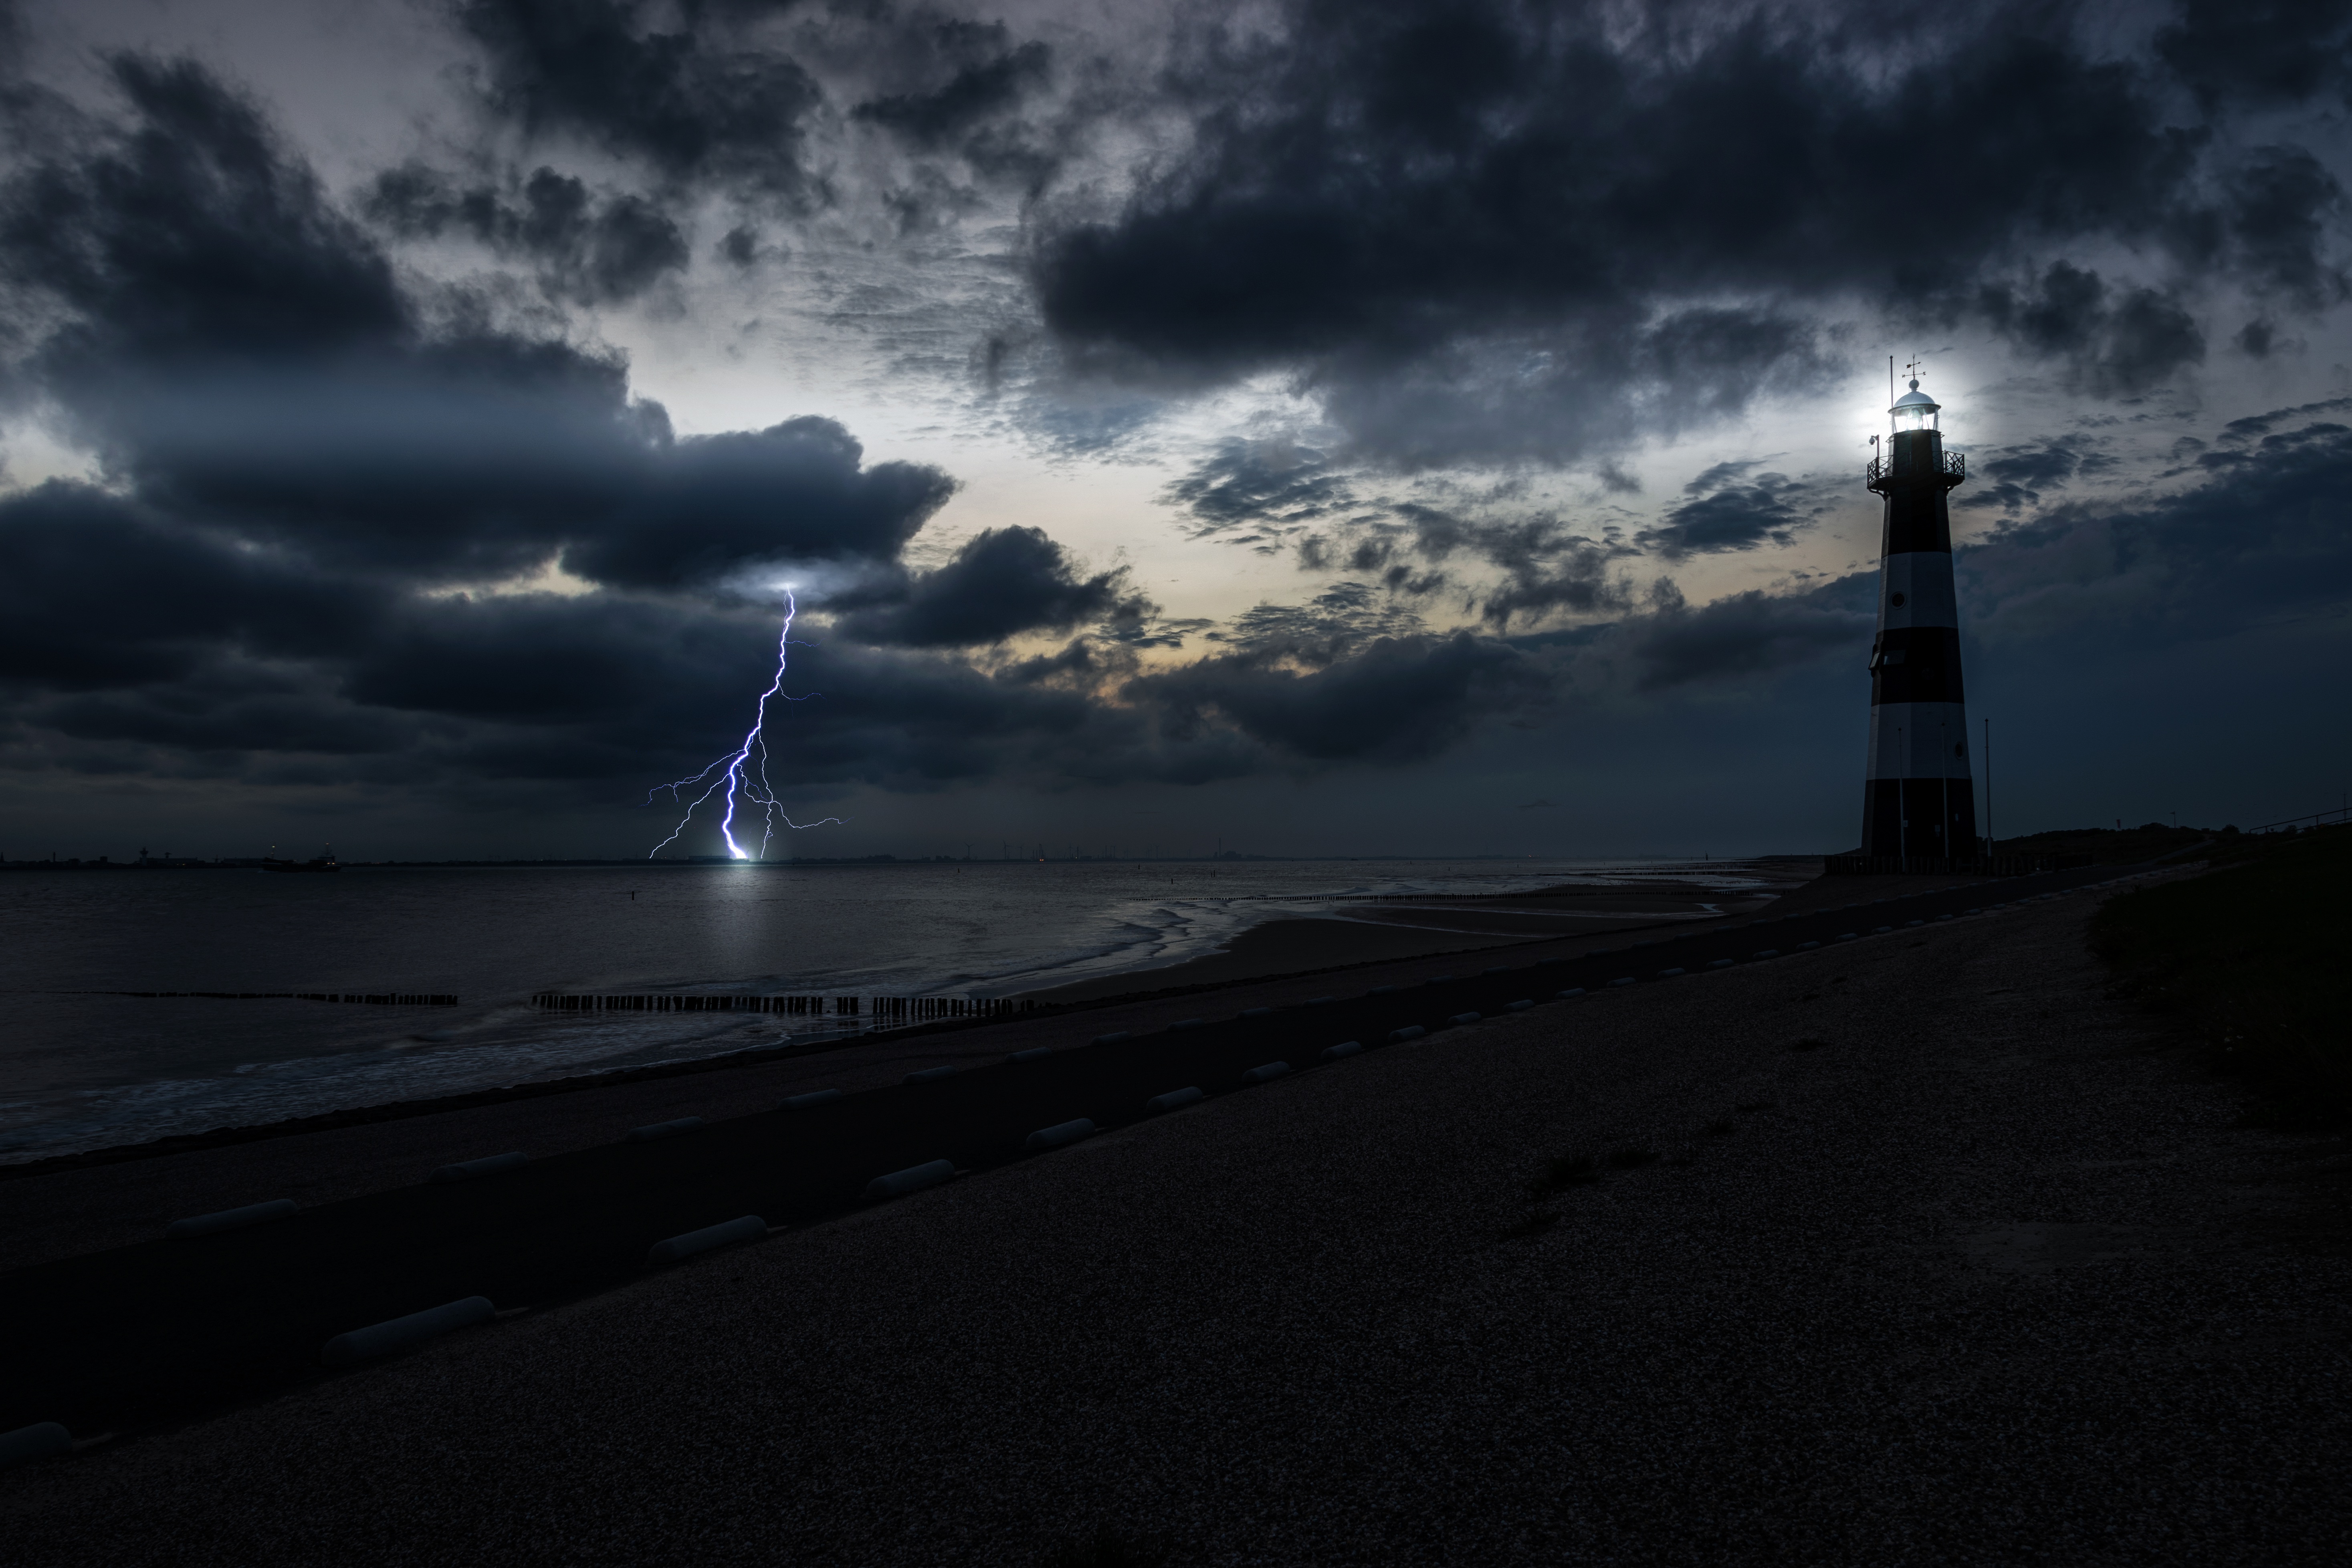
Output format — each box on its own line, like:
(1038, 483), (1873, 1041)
(1861, 775), (1978, 860)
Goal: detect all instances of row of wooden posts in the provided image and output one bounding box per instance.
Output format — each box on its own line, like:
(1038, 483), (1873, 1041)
(108, 991), (461, 1006)
(99, 990), (1025, 1019)
(529, 993), (1032, 1021)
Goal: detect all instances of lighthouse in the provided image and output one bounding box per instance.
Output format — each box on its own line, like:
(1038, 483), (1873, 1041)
(1861, 370), (1976, 863)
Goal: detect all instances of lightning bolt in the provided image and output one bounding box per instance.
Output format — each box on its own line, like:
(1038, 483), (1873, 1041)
(646, 589), (846, 860)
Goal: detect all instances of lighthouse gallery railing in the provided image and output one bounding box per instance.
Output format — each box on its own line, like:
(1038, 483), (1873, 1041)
(1865, 449), (1965, 491)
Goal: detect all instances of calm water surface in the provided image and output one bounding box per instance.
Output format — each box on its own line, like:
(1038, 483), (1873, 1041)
(0, 858), (1759, 1161)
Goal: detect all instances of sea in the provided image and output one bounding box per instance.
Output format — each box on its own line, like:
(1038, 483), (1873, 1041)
(0, 857), (1763, 1164)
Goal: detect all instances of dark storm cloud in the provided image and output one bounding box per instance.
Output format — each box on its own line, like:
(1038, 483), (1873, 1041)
(1316, 307), (1837, 470)
(560, 418), (957, 590)
(6, 387), (2345, 807)
(828, 525), (1152, 647)
(1212, 582), (1427, 654)
(0, 51), (1570, 805)
(24, 672), (417, 764)
(1963, 406), (2352, 650)
(1611, 578), (1874, 693)
(852, 20), (1083, 213)
(851, 21), (1054, 151)
(1127, 630), (1551, 765)
(2209, 395), (2352, 448)
(364, 163), (690, 305)
(717, 224), (766, 266)
(1976, 262), (2205, 396)
(2, 54), (409, 375)
(1634, 470), (1835, 561)
(1026, 0), (2339, 463)
(0, 482), (389, 691)
(1173, 435), (1676, 629)
(1165, 438), (1355, 532)
(2221, 149), (2350, 311)
(1395, 506), (1631, 628)
(453, 1), (1074, 212)
(454, 0), (826, 200)
(1955, 441), (2116, 515)
(77, 361), (952, 591)
(1289, 497), (1639, 630)
(2155, 0), (2352, 109)
(0, 59), (954, 590)
(0, 535), (1110, 792)
(1476, 555), (1629, 629)
(0, 491), (1540, 792)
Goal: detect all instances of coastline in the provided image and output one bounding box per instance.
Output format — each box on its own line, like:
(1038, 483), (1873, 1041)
(0, 857), (1796, 1165)
(1010, 915), (1532, 1004)
(0, 864), (1839, 1180)
(1, 862), (1819, 1175)
(1013, 862), (1821, 1004)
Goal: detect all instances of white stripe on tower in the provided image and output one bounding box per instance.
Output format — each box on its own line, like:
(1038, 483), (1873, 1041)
(1866, 701), (1970, 781)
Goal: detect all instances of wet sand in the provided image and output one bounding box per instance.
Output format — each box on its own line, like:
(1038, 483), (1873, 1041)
(1020, 860), (1820, 1004)
(1014, 916), (1532, 1004)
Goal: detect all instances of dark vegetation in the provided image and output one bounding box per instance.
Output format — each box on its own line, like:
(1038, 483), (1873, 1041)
(1051, 1525), (1170, 1568)
(1996, 821), (2230, 865)
(2092, 825), (2351, 1128)
(1526, 1154), (1599, 1197)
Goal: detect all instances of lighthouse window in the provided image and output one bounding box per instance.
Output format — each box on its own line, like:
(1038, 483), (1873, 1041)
(1880, 649), (1907, 665)
(1889, 592), (1906, 607)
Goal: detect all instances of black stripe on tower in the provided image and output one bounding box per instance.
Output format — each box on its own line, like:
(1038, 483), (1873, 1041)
(1867, 627), (1966, 706)
(1869, 428), (1962, 553)
(1882, 484), (1953, 554)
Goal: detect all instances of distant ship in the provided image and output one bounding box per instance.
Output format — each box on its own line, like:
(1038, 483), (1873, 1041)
(261, 845), (339, 874)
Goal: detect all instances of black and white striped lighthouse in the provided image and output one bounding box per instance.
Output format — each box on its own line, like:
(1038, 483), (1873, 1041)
(1860, 370), (1976, 861)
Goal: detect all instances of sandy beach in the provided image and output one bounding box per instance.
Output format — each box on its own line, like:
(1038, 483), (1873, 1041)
(1018, 861), (1821, 1004)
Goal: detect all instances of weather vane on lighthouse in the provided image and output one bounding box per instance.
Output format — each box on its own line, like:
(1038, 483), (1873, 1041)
(1859, 361), (1975, 864)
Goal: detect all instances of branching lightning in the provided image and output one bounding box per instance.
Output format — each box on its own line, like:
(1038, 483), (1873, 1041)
(646, 589), (845, 859)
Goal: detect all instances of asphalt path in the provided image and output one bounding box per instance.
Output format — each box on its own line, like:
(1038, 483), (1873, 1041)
(0, 863), (2138, 1441)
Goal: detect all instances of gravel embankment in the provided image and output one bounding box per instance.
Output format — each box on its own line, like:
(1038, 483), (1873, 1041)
(6, 880), (2345, 1565)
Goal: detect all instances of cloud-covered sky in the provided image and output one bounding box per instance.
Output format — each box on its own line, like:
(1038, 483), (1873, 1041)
(1, 0), (2347, 859)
